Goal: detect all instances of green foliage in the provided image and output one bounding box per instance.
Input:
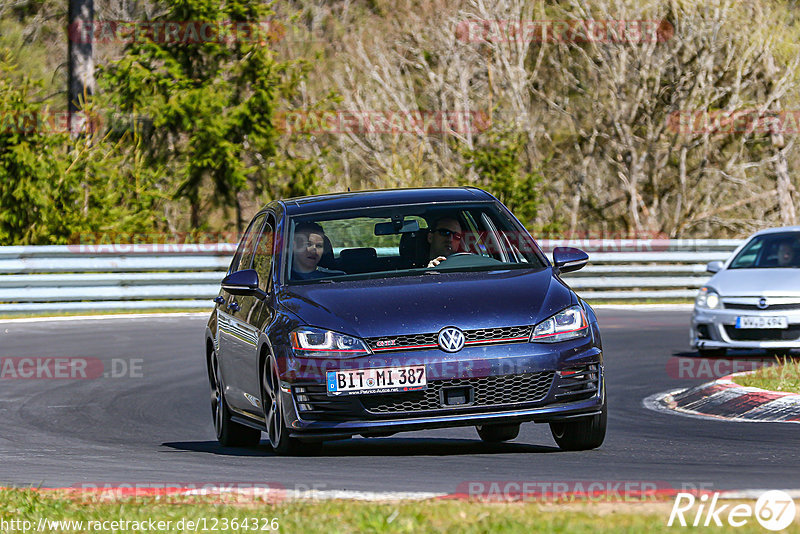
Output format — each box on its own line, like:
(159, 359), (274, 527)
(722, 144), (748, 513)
(100, 0), (322, 229)
(0, 49), (117, 244)
(0, 48), (167, 245)
(5, 0), (800, 242)
(0, 50), (61, 243)
(464, 130), (544, 229)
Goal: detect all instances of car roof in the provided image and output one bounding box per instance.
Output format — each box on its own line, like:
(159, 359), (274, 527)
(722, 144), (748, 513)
(277, 187), (495, 216)
(750, 226), (800, 237)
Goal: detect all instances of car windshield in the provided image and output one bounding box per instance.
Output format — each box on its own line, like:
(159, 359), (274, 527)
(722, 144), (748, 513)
(729, 232), (800, 269)
(285, 202), (547, 283)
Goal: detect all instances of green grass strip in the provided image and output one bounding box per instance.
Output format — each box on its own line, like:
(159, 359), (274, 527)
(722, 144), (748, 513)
(1, 489), (798, 533)
(733, 357), (800, 394)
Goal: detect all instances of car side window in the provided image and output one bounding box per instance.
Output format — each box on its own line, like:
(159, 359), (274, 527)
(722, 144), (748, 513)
(730, 238), (763, 269)
(230, 213), (267, 273)
(253, 217), (275, 292)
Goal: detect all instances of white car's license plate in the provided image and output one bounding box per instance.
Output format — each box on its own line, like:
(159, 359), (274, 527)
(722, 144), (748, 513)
(326, 366), (426, 396)
(735, 316), (788, 329)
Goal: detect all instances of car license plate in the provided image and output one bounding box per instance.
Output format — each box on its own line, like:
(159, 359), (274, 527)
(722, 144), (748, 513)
(326, 366), (426, 396)
(735, 316), (788, 329)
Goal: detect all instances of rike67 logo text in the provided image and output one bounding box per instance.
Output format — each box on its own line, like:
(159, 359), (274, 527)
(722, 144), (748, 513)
(668, 491), (796, 531)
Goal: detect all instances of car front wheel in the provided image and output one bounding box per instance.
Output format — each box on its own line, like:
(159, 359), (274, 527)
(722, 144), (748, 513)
(549, 393), (607, 451)
(262, 355), (321, 456)
(476, 423), (520, 443)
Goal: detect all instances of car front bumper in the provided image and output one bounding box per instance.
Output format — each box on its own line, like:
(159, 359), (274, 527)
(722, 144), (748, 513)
(691, 306), (800, 350)
(287, 392), (604, 440)
(281, 338), (604, 440)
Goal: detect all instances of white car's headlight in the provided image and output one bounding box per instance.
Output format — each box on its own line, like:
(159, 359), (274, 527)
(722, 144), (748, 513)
(531, 305), (589, 343)
(695, 287), (721, 309)
(290, 327), (371, 359)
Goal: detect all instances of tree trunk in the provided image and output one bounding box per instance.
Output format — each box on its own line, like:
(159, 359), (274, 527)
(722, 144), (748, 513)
(235, 193), (243, 233)
(67, 0), (94, 136)
(771, 132), (797, 225)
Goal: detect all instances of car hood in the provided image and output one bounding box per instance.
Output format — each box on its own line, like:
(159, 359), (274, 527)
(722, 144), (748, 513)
(277, 268), (575, 338)
(709, 268), (800, 297)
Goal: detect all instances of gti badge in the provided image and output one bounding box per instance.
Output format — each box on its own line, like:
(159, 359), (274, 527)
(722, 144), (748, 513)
(438, 327), (466, 353)
(758, 297), (768, 309)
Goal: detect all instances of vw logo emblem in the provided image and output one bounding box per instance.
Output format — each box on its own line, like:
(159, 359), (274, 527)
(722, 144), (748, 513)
(438, 327), (465, 353)
(758, 298), (768, 309)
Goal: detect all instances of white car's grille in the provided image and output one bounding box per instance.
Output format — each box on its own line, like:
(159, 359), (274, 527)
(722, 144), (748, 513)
(723, 302), (800, 311)
(724, 325), (800, 341)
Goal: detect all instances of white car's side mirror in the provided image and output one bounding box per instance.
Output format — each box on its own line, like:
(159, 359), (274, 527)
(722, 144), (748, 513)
(706, 260), (724, 273)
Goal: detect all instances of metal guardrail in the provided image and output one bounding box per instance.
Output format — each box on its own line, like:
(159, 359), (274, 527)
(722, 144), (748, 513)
(0, 240), (743, 313)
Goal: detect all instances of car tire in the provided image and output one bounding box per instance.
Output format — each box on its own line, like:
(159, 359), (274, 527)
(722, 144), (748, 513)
(262, 355), (322, 456)
(209, 351), (261, 447)
(549, 393), (607, 451)
(698, 348), (726, 357)
(476, 423), (520, 443)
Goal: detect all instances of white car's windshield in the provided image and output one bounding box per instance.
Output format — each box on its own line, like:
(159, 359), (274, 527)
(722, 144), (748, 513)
(729, 232), (800, 269)
(285, 203), (546, 283)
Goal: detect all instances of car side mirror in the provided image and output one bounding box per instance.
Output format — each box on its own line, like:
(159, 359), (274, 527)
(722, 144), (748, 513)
(553, 247), (589, 273)
(706, 260), (723, 274)
(221, 269), (268, 300)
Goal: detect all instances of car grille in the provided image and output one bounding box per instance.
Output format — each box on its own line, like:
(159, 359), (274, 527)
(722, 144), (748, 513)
(723, 303), (800, 311)
(554, 364), (600, 402)
(724, 325), (800, 341)
(365, 325), (532, 352)
(360, 372), (554, 414)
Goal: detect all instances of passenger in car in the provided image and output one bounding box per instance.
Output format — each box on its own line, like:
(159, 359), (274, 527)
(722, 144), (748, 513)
(427, 217), (464, 267)
(777, 239), (799, 267)
(291, 222), (344, 280)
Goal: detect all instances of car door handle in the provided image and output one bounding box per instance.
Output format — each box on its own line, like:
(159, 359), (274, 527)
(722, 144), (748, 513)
(214, 296), (225, 305)
(227, 301), (241, 312)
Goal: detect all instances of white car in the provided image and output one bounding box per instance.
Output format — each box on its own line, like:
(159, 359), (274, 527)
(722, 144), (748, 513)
(691, 227), (800, 356)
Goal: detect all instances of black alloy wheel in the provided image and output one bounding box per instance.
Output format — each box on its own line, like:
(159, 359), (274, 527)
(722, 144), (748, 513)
(549, 391), (607, 451)
(476, 423), (520, 443)
(261, 355), (321, 456)
(209, 350), (261, 447)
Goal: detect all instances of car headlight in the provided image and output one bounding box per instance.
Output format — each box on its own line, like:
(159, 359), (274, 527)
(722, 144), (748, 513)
(290, 327), (371, 359)
(695, 287), (721, 309)
(531, 305), (589, 343)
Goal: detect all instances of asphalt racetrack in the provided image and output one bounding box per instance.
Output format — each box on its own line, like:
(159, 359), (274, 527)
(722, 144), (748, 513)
(1, 308), (798, 493)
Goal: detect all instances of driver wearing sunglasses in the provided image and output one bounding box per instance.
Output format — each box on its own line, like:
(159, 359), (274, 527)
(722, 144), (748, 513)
(427, 217), (464, 267)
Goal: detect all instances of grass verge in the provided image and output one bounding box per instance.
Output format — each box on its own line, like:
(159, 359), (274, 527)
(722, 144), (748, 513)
(733, 357), (800, 394)
(1, 489), (798, 533)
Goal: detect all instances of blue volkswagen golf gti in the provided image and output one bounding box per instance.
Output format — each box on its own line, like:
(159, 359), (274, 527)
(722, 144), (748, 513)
(205, 187), (605, 454)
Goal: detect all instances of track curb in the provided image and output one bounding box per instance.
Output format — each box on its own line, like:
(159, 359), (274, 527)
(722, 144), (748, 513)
(654, 372), (800, 423)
